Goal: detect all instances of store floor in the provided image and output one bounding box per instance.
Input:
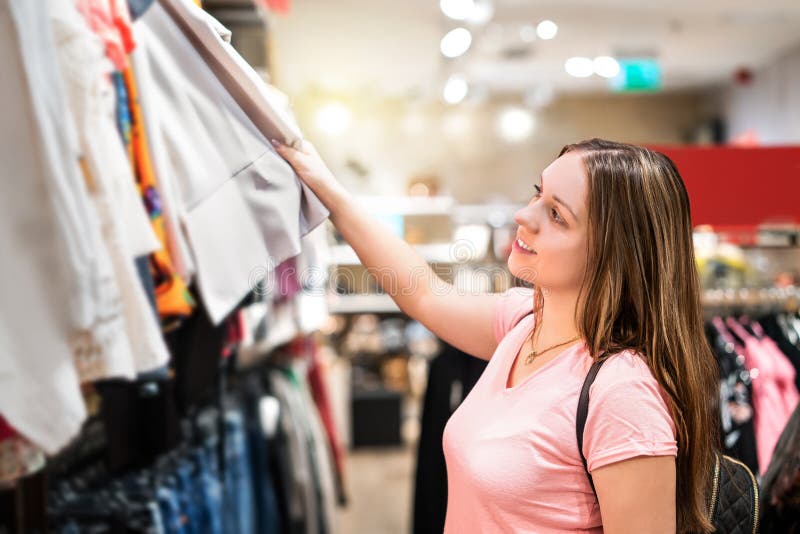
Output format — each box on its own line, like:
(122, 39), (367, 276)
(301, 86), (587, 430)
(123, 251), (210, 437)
(335, 445), (416, 534)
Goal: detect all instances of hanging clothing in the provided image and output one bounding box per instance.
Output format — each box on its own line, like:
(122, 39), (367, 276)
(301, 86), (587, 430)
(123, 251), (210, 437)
(726, 317), (797, 473)
(759, 313), (800, 392)
(758, 402), (800, 533)
(0, 0), (88, 453)
(134, 0), (327, 323)
(50, 0), (171, 377)
(128, 30), (197, 283)
(705, 321), (759, 474)
(133, 4), (272, 324)
(442, 288), (677, 533)
(122, 62), (197, 325)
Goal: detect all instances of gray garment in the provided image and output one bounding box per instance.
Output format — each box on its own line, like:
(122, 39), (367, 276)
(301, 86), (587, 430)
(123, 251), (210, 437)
(291, 362), (338, 534)
(135, 2), (328, 322)
(158, 0), (328, 263)
(269, 369), (318, 534)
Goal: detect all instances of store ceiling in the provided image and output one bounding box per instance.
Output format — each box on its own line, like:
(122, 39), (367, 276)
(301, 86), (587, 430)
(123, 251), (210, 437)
(270, 0), (800, 99)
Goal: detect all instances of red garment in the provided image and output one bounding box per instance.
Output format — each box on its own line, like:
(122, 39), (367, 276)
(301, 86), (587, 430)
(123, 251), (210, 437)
(0, 416), (16, 442)
(76, 0), (135, 70)
(291, 337), (346, 498)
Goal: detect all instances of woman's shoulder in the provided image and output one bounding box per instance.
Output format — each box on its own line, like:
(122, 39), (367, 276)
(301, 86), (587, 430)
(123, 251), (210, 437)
(593, 349), (661, 390)
(493, 286), (535, 342)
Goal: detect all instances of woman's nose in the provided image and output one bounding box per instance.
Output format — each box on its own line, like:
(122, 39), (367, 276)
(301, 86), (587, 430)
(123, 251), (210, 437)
(513, 206), (538, 231)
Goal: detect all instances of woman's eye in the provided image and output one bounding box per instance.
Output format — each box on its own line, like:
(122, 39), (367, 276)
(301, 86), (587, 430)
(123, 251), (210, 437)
(536, 185), (564, 224)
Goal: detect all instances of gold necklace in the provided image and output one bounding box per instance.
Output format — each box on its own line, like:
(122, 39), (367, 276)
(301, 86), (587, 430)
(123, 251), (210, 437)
(525, 335), (580, 365)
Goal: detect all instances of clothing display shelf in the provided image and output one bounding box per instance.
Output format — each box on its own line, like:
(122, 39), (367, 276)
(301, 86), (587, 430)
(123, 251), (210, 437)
(327, 294), (399, 314)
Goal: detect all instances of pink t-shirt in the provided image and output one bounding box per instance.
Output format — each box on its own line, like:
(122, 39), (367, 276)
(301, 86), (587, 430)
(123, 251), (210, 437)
(442, 287), (678, 533)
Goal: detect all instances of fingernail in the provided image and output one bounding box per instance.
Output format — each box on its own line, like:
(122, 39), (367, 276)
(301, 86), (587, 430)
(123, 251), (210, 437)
(270, 139), (281, 147)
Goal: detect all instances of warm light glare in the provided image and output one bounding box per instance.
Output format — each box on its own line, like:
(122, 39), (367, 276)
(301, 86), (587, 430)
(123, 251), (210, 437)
(498, 107), (535, 142)
(565, 56), (594, 78)
(316, 103), (352, 135)
(441, 27), (473, 58)
(536, 20), (558, 40)
(440, 0), (475, 21)
(443, 76), (469, 104)
(593, 56), (621, 78)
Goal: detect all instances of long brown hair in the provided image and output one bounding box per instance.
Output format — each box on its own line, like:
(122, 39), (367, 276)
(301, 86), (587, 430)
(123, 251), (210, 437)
(555, 138), (719, 533)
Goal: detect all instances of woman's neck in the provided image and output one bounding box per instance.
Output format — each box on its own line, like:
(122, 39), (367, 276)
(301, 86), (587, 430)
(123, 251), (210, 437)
(536, 287), (581, 344)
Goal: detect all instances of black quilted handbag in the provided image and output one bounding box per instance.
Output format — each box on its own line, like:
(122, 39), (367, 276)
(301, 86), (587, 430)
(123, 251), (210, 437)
(576, 358), (760, 533)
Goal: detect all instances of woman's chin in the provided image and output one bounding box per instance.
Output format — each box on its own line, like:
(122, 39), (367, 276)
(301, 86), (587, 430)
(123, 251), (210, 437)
(508, 256), (540, 284)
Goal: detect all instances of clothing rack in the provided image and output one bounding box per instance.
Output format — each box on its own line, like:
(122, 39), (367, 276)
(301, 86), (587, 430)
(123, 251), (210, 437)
(701, 286), (800, 313)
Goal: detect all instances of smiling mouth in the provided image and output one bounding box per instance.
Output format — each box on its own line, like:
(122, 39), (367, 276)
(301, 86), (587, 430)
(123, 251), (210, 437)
(515, 237), (536, 254)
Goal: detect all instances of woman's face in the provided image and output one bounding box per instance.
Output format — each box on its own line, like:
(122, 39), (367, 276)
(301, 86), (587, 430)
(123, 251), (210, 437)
(508, 151), (590, 292)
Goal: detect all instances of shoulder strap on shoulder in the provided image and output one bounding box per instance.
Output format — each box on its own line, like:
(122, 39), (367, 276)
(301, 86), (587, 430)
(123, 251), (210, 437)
(577, 356), (607, 497)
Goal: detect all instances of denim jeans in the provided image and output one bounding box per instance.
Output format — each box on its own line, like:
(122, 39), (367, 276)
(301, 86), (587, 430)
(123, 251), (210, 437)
(190, 444), (223, 534)
(157, 485), (186, 534)
(223, 411), (255, 534)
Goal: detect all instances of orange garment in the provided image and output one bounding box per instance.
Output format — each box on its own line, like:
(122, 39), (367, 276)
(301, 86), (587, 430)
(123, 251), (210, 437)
(122, 63), (195, 326)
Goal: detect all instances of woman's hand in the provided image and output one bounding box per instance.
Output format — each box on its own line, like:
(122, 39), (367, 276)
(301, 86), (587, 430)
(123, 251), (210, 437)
(271, 139), (341, 197)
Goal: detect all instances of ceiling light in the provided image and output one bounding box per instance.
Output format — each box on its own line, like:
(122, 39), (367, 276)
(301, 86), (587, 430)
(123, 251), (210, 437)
(565, 56), (594, 78)
(498, 107), (535, 143)
(519, 24), (536, 43)
(467, 0), (494, 25)
(440, 0), (475, 21)
(316, 103), (351, 135)
(443, 75), (469, 104)
(593, 56), (621, 78)
(536, 20), (558, 40)
(441, 27), (473, 58)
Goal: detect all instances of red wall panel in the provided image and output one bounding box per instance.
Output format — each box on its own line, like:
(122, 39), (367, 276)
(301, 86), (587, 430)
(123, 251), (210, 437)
(647, 145), (800, 228)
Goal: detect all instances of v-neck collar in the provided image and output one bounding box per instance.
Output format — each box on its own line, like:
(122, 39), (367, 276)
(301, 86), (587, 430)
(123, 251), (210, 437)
(503, 319), (584, 393)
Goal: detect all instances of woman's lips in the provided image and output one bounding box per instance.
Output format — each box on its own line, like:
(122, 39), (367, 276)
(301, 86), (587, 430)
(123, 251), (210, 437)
(512, 237), (537, 255)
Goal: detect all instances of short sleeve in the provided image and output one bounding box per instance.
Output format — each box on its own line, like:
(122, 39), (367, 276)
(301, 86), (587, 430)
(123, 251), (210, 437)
(583, 352), (678, 472)
(493, 287), (534, 343)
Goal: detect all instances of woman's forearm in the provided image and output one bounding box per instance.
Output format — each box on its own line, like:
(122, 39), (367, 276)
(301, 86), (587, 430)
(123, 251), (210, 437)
(322, 184), (444, 316)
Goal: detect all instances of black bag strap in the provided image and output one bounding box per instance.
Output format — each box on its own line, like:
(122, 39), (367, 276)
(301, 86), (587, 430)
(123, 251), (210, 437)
(577, 356), (607, 497)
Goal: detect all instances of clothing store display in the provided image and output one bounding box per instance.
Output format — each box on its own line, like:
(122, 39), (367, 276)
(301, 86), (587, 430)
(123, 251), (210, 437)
(1, 6), (337, 533)
(442, 287), (677, 533)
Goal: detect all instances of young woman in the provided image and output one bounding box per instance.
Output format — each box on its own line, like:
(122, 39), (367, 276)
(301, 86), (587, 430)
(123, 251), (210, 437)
(273, 137), (719, 533)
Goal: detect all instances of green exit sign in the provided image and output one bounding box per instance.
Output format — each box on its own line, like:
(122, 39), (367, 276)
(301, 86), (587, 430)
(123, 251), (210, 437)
(611, 59), (662, 92)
